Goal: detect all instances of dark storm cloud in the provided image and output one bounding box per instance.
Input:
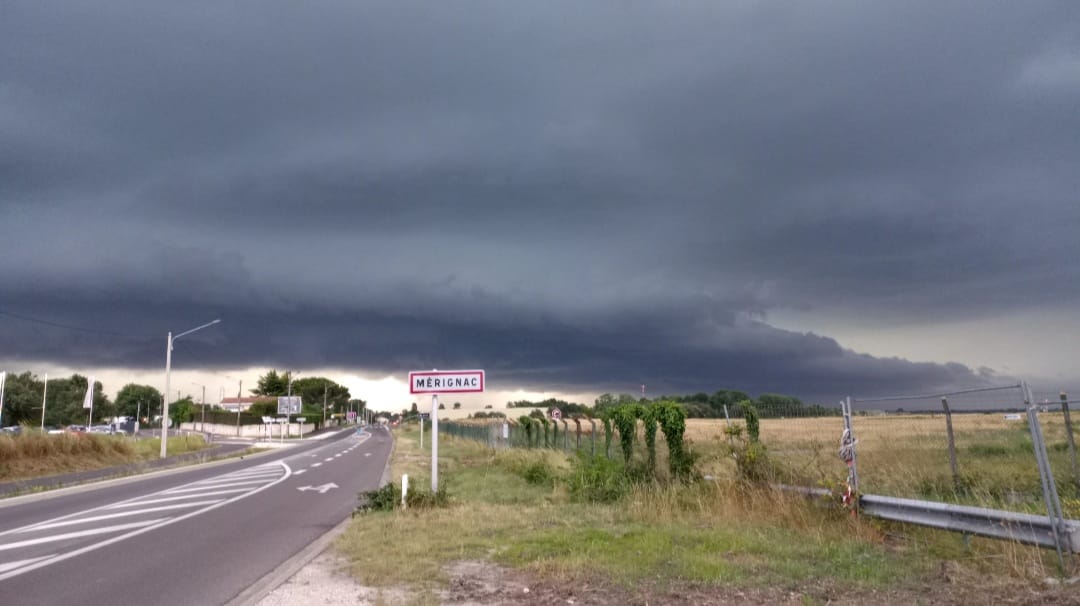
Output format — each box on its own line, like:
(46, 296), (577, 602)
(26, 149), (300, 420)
(2, 2), (1078, 401)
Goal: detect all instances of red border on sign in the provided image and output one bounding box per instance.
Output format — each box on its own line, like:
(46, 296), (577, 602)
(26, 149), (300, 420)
(408, 370), (486, 394)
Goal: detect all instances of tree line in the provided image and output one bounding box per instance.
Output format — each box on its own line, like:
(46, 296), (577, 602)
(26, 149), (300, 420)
(506, 390), (838, 420)
(0, 369), (364, 430)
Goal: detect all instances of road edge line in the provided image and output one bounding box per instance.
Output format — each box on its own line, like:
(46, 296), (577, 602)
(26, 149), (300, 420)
(229, 427), (395, 606)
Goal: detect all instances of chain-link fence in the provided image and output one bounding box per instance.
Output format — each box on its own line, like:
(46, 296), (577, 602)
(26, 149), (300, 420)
(439, 418), (607, 456)
(844, 384), (1079, 516)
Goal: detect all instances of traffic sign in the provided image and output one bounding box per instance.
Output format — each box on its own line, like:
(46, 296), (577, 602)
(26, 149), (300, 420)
(409, 370), (485, 394)
(277, 396), (301, 414)
(550, 408), (562, 420)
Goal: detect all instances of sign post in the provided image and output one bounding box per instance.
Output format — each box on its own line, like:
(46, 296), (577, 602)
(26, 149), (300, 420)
(277, 396), (301, 442)
(409, 370), (485, 492)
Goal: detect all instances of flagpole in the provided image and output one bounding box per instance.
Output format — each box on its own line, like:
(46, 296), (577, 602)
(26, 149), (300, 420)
(0, 371), (6, 429)
(41, 373), (48, 430)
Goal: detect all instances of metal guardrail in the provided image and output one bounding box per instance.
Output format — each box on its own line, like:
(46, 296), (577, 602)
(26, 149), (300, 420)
(860, 494), (1079, 553)
(777, 485), (1079, 553)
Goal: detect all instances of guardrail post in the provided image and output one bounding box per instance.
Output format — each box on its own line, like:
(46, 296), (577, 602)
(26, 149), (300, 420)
(1062, 391), (1079, 488)
(941, 397), (961, 492)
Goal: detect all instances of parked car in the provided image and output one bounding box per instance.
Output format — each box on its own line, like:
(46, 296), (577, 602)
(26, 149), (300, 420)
(0, 425), (21, 435)
(46, 426), (65, 434)
(66, 425), (87, 433)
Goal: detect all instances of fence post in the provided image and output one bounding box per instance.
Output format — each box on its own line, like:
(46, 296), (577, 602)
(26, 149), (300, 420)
(723, 404), (733, 445)
(562, 420), (569, 450)
(841, 397), (859, 495)
(1061, 391), (1079, 488)
(1024, 383), (1069, 570)
(941, 397), (961, 492)
(589, 419), (596, 456)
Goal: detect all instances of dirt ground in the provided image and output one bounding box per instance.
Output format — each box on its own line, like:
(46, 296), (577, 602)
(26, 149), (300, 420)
(259, 550), (1080, 606)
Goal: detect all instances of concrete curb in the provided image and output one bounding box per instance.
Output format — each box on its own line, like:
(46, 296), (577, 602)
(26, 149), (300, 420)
(380, 428), (396, 488)
(225, 517), (352, 606)
(229, 427), (395, 606)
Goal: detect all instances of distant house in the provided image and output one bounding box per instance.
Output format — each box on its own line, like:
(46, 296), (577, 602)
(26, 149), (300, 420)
(218, 396), (274, 413)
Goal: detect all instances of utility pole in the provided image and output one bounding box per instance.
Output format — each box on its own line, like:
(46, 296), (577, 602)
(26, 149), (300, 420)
(235, 380), (243, 437)
(323, 381), (328, 428)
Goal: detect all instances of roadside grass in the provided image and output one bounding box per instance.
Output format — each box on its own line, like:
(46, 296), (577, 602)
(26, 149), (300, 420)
(0, 432), (211, 482)
(338, 424), (987, 596)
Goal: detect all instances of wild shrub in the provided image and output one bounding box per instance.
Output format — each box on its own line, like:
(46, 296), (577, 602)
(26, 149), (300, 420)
(356, 482), (399, 513)
(655, 400), (695, 481)
(405, 485), (450, 509)
(601, 413), (613, 458)
(522, 461), (553, 485)
(642, 405), (658, 473)
(518, 416), (534, 447)
(566, 454), (631, 503)
(610, 405), (639, 464)
(726, 401), (775, 483)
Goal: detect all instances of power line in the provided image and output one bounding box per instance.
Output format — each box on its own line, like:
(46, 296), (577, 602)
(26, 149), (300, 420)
(0, 308), (156, 340)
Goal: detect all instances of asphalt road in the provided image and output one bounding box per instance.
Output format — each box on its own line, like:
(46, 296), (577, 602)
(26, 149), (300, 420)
(0, 425), (392, 606)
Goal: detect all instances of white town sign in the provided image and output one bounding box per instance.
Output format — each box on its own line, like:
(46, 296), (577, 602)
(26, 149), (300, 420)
(409, 370), (485, 394)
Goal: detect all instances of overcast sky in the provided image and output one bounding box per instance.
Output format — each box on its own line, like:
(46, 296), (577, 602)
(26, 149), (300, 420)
(2, 2), (1078, 410)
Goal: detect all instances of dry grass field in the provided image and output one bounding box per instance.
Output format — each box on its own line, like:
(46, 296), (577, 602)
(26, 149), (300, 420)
(687, 414), (1080, 513)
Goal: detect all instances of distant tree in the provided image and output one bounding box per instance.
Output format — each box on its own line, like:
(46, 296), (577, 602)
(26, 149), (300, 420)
(410, 402), (419, 415)
(252, 370), (292, 396)
(288, 377), (351, 417)
(438, 403), (445, 410)
(115, 383), (163, 419)
(40, 375), (110, 426)
(453, 402), (461, 410)
(169, 396), (195, 427)
(484, 404), (493, 409)
(1, 372), (42, 427)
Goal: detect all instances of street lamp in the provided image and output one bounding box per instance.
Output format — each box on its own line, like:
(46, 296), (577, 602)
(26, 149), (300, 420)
(191, 381), (206, 432)
(161, 319), (221, 458)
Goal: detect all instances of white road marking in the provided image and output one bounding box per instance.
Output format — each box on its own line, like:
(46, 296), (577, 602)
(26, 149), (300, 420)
(311, 463), (322, 467)
(0, 519), (167, 552)
(364, 453), (371, 457)
(164, 479), (273, 493)
(0, 461), (292, 582)
(0, 555), (54, 574)
(294, 469), (307, 475)
(103, 490), (244, 508)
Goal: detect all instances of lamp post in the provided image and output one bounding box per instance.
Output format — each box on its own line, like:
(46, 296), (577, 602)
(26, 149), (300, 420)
(161, 319), (221, 459)
(191, 382), (206, 432)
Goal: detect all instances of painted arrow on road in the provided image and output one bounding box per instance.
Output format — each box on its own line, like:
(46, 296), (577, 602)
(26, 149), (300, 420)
(296, 483), (338, 494)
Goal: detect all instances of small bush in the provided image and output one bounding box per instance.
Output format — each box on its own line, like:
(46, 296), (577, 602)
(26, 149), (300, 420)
(567, 454), (631, 503)
(357, 483), (399, 513)
(522, 461), (554, 485)
(731, 440), (774, 483)
(406, 485), (450, 509)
